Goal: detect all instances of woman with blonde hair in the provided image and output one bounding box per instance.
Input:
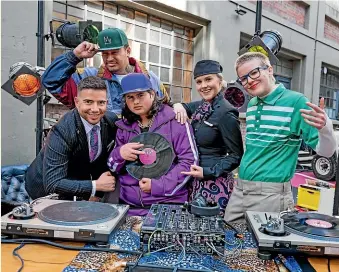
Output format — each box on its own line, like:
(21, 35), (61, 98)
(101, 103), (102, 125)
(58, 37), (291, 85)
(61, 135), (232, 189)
(175, 60), (244, 215)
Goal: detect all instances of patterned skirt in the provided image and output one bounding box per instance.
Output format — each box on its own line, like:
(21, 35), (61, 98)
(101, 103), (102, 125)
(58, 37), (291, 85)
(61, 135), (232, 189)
(189, 172), (234, 216)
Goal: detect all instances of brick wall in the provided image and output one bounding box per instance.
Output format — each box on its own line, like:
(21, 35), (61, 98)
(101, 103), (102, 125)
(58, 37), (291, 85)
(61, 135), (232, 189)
(324, 16), (339, 44)
(249, 0), (308, 28)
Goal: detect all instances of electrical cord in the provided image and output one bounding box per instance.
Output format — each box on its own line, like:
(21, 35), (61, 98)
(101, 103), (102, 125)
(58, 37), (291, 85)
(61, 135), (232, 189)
(11, 242), (74, 272)
(127, 252), (144, 271)
(13, 243), (25, 272)
(328, 257), (331, 272)
(222, 219), (244, 239)
(2, 238), (142, 254)
(5, 238), (142, 272)
(173, 238), (185, 267)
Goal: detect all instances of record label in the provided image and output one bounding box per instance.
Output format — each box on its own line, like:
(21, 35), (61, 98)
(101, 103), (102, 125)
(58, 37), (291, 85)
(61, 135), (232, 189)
(305, 219), (332, 229)
(139, 148), (157, 165)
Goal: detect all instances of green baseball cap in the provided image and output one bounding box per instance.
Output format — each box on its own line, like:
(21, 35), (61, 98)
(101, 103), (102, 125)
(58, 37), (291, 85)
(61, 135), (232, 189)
(97, 28), (129, 51)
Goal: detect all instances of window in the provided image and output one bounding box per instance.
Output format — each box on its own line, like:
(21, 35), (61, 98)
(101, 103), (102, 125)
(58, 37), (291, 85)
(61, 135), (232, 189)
(273, 59), (293, 80)
(319, 69), (339, 120)
(51, 0), (195, 103)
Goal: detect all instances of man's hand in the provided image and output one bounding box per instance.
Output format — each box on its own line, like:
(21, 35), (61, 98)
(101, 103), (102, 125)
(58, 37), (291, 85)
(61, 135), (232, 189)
(89, 196), (101, 202)
(173, 103), (188, 124)
(120, 143), (145, 161)
(73, 41), (99, 59)
(95, 171), (116, 192)
(182, 165), (204, 179)
(139, 178), (151, 193)
(300, 97), (327, 130)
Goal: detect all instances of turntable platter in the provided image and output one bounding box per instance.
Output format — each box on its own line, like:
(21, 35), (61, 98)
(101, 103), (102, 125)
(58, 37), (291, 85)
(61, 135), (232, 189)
(38, 201), (119, 226)
(282, 212), (339, 240)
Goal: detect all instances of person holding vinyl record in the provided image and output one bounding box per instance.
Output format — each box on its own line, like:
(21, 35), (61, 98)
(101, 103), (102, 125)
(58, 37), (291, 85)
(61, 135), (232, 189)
(107, 73), (198, 216)
(174, 60), (244, 216)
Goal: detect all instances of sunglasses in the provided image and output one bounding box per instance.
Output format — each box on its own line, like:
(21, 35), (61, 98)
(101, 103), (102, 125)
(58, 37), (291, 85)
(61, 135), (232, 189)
(237, 65), (269, 86)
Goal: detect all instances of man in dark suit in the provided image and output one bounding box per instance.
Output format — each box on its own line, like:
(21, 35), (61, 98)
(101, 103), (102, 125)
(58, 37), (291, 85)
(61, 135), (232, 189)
(25, 76), (118, 201)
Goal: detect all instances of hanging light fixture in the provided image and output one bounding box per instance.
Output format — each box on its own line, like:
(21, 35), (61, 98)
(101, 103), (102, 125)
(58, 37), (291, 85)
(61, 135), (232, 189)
(55, 20), (102, 48)
(1, 62), (45, 105)
(224, 81), (251, 112)
(238, 30), (283, 65)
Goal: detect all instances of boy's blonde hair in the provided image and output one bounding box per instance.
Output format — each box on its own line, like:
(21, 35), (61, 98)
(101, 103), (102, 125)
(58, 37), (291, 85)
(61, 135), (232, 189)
(235, 52), (271, 73)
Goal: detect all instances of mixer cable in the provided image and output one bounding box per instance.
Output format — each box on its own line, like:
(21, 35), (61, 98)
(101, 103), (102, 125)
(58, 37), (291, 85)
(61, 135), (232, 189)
(2, 237), (142, 272)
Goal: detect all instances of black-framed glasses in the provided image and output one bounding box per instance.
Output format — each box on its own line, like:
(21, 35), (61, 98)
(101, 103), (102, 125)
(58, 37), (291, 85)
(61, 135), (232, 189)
(237, 65), (269, 86)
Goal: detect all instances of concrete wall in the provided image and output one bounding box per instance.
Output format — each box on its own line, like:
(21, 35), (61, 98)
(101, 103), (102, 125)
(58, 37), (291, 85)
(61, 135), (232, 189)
(182, 0), (320, 101)
(1, 1), (38, 165)
(313, 1), (339, 105)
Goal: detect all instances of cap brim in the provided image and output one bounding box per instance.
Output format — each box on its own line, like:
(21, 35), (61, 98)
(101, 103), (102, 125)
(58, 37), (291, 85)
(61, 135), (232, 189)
(194, 71), (220, 79)
(98, 45), (125, 51)
(122, 87), (151, 95)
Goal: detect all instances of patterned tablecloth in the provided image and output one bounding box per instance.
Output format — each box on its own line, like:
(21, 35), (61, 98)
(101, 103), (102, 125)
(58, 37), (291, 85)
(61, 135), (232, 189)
(63, 217), (303, 272)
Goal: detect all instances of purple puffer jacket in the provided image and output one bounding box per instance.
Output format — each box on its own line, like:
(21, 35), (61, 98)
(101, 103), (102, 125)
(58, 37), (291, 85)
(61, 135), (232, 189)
(107, 104), (198, 215)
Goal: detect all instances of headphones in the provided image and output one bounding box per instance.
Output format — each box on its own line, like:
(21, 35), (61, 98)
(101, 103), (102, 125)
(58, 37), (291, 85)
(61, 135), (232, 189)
(184, 193), (244, 238)
(186, 193), (220, 217)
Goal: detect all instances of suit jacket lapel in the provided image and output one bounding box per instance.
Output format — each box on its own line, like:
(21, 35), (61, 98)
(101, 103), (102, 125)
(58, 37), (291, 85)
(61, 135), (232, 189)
(100, 119), (108, 153)
(74, 110), (90, 159)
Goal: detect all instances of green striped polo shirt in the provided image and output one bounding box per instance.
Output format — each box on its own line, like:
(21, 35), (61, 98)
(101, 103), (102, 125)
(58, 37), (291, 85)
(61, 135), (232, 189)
(239, 84), (319, 183)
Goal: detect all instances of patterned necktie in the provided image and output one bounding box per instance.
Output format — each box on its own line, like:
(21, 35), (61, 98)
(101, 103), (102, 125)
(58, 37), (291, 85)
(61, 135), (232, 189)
(89, 126), (99, 161)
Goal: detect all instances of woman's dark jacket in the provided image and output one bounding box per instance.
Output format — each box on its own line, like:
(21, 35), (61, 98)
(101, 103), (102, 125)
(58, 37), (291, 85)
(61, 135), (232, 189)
(183, 92), (244, 179)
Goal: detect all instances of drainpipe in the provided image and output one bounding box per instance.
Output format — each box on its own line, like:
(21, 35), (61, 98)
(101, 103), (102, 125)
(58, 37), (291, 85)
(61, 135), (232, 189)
(36, 0), (44, 155)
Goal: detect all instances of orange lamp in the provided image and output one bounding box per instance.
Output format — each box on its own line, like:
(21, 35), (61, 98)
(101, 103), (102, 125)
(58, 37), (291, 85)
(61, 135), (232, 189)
(2, 63), (43, 105)
(13, 74), (41, 97)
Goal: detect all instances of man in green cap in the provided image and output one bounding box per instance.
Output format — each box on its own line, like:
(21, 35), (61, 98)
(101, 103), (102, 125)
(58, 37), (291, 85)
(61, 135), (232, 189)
(42, 28), (169, 115)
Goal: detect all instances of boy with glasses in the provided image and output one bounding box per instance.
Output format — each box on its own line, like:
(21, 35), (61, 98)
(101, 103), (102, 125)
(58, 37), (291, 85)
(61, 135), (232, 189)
(224, 52), (337, 222)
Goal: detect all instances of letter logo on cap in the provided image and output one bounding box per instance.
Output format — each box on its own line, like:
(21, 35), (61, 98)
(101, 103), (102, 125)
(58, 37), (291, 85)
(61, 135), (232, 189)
(104, 36), (111, 45)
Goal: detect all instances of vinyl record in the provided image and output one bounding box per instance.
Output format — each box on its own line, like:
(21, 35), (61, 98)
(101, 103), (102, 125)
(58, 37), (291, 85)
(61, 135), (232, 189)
(282, 212), (339, 241)
(126, 132), (174, 179)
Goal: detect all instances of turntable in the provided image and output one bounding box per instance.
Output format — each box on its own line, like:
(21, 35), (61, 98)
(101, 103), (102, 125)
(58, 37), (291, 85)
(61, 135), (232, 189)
(1, 199), (129, 242)
(246, 211), (339, 258)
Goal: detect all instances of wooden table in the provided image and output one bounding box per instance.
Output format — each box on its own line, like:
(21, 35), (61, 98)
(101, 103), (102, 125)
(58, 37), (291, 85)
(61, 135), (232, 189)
(2, 242), (339, 272)
(1, 242), (82, 272)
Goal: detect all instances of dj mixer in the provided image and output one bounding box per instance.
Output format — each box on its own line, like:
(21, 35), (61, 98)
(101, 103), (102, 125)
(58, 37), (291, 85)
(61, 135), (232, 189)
(140, 204), (226, 255)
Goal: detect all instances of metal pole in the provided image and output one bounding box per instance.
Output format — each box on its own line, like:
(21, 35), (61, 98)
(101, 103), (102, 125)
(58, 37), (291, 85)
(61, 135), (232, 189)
(255, 0), (262, 36)
(36, 0), (45, 155)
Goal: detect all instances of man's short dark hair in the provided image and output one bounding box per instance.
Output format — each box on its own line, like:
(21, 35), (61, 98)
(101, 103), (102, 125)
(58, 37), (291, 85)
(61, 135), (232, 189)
(77, 76), (107, 93)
